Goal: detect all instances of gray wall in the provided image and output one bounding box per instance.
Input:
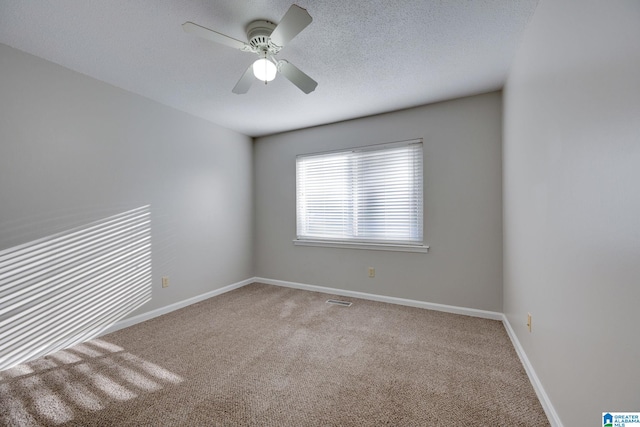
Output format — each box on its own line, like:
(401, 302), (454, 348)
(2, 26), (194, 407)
(0, 43), (253, 317)
(503, 0), (640, 425)
(254, 92), (503, 312)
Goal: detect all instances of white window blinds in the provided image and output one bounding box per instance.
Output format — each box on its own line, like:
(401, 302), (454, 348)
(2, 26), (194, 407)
(296, 140), (423, 246)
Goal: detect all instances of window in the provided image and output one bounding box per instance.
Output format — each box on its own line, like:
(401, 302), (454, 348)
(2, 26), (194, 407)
(295, 139), (427, 252)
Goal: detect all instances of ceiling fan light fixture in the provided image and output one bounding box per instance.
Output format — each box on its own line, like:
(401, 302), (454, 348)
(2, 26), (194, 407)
(183, 4), (317, 93)
(253, 58), (277, 82)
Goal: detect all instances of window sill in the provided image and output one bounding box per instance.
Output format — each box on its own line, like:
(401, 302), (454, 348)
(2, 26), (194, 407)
(293, 239), (429, 253)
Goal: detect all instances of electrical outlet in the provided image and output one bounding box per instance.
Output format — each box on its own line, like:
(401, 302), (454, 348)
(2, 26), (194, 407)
(527, 313), (532, 332)
(368, 267), (375, 278)
(162, 276), (169, 288)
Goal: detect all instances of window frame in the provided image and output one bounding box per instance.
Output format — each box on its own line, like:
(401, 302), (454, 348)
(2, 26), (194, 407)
(294, 139), (429, 253)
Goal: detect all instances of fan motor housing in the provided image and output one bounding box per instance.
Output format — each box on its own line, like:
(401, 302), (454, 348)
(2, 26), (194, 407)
(246, 20), (278, 50)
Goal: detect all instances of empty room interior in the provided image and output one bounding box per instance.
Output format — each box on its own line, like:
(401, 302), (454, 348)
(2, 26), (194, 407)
(0, 0), (638, 426)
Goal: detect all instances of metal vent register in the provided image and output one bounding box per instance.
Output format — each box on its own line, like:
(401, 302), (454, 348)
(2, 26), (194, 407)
(326, 299), (353, 307)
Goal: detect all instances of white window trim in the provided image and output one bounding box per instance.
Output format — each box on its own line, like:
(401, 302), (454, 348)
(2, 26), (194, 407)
(293, 238), (429, 253)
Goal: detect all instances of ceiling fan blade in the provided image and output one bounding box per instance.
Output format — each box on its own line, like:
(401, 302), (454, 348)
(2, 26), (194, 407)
(269, 5), (312, 48)
(278, 60), (317, 94)
(232, 64), (255, 94)
(182, 22), (249, 51)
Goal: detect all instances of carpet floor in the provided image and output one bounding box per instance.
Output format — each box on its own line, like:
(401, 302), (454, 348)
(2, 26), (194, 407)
(0, 283), (549, 426)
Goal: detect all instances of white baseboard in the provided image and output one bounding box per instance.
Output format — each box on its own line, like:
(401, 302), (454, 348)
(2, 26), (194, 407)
(254, 277), (503, 321)
(99, 277), (255, 336)
(502, 314), (563, 427)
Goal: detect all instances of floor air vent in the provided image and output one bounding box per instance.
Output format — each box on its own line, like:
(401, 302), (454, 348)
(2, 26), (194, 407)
(326, 299), (353, 307)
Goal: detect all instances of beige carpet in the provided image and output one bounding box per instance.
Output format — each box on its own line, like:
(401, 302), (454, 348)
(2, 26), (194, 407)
(0, 283), (549, 426)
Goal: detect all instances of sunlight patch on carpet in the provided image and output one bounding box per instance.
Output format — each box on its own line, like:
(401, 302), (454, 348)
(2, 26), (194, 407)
(0, 338), (183, 426)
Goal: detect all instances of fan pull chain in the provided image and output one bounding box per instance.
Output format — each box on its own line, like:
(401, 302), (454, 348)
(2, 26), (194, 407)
(264, 53), (268, 85)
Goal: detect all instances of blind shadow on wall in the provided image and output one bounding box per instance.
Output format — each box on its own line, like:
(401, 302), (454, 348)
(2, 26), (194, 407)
(0, 205), (152, 371)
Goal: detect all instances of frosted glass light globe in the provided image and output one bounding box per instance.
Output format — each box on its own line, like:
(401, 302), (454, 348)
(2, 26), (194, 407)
(253, 58), (277, 82)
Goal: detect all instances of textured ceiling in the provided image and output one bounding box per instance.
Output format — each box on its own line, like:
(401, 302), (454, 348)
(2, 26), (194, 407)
(0, 0), (538, 137)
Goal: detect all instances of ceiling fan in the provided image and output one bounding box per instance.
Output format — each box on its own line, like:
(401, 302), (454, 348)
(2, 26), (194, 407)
(183, 4), (317, 95)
